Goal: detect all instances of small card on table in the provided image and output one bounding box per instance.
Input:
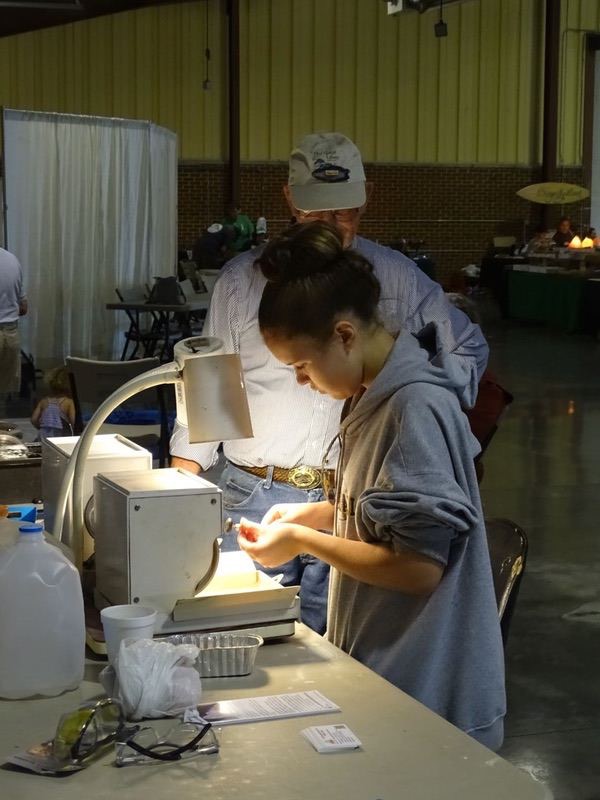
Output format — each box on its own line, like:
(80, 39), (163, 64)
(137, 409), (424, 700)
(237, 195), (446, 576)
(302, 723), (362, 753)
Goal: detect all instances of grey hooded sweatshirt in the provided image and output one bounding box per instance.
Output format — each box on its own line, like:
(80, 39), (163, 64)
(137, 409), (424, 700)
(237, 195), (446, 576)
(327, 325), (506, 746)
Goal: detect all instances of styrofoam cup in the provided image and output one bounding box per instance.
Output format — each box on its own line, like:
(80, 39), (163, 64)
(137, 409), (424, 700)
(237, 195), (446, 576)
(100, 605), (157, 665)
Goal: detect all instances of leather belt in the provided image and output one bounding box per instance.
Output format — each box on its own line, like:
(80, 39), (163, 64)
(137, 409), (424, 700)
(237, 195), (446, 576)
(232, 462), (330, 491)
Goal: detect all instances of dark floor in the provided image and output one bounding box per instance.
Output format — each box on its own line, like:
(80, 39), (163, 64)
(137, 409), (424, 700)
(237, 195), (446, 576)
(1, 308), (599, 799)
(479, 306), (600, 800)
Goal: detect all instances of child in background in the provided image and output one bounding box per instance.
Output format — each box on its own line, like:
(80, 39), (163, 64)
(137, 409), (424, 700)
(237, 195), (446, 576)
(237, 222), (506, 750)
(31, 366), (75, 439)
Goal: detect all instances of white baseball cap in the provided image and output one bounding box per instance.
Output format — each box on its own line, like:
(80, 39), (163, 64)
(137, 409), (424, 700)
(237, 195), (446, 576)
(288, 132), (366, 212)
(207, 223), (223, 234)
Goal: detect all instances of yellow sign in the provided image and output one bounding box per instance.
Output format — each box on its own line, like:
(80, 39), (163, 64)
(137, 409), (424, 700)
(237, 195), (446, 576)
(516, 182), (590, 205)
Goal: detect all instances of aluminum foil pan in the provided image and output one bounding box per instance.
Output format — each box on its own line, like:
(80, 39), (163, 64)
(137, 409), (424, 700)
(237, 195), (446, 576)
(0, 435), (28, 460)
(0, 434), (23, 447)
(164, 632), (263, 677)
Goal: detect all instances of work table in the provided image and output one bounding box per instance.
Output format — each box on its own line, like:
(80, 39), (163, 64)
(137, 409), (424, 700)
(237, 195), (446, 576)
(0, 625), (551, 799)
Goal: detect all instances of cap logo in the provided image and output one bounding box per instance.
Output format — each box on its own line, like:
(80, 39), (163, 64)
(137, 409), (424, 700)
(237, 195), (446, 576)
(311, 160), (350, 183)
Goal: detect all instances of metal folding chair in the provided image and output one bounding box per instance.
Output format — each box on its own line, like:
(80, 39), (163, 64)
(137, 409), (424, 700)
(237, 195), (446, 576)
(115, 288), (165, 360)
(485, 518), (528, 646)
(66, 356), (170, 467)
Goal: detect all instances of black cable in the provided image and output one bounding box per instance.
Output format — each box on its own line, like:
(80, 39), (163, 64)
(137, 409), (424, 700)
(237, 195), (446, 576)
(204, 0), (211, 89)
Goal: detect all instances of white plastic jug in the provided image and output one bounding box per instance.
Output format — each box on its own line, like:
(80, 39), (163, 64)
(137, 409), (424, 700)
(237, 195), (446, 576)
(0, 523), (85, 699)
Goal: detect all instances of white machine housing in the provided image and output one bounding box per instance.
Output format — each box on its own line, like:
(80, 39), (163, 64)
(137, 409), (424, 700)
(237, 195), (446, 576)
(42, 435), (153, 560)
(94, 468), (221, 609)
(93, 468), (299, 638)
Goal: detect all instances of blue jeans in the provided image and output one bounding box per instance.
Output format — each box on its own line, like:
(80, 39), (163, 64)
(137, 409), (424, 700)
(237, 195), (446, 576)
(218, 462), (330, 635)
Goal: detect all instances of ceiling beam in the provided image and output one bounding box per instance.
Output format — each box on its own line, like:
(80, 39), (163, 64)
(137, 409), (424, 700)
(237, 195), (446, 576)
(0, 0), (181, 38)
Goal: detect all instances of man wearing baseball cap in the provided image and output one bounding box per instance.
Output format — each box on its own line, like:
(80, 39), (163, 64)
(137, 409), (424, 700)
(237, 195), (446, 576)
(287, 132), (367, 222)
(170, 132), (488, 635)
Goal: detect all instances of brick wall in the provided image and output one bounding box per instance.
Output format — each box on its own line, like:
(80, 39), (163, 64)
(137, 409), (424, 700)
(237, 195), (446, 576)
(2, 157), (587, 287)
(179, 162), (587, 285)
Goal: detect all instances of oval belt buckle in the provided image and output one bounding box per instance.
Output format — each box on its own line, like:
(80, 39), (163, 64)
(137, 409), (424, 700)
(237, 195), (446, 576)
(288, 465), (320, 490)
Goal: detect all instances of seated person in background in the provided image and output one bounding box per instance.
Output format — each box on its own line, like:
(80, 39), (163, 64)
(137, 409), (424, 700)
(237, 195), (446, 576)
(522, 225), (548, 254)
(31, 366), (75, 439)
(238, 221), (506, 750)
(255, 215), (268, 246)
(552, 216), (575, 247)
(192, 223), (234, 269)
(222, 204), (254, 252)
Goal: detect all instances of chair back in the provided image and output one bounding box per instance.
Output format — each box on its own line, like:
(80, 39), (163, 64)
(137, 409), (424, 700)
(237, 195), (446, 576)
(179, 260), (205, 291)
(66, 356), (169, 466)
(197, 270), (219, 294)
(492, 235), (516, 248)
(114, 286), (168, 361)
(115, 286), (147, 302)
(485, 518), (528, 645)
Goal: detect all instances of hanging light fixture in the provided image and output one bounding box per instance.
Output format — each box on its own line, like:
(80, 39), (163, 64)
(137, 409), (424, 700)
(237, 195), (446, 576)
(434, 0), (447, 37)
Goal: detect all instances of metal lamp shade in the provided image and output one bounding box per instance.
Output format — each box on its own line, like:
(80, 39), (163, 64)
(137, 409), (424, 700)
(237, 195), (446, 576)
(183, 353), (253, 444)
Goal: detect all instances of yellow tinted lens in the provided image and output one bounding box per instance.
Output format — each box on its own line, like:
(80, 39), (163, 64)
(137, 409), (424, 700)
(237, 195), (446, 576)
(53, 708), (95, 760)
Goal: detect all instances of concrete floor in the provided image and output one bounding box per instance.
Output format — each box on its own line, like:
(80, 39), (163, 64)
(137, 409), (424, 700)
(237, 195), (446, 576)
(1, 312), (599, 798)
(480, 311), (600, 800)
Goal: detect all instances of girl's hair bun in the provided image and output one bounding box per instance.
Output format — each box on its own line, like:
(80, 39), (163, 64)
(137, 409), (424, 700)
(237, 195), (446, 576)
(256, 221), (381, 343)
(256, 222), (345, 283)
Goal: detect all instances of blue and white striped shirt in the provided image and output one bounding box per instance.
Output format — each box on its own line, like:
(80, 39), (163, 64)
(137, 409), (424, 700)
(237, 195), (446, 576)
(170, 237), (488, 470)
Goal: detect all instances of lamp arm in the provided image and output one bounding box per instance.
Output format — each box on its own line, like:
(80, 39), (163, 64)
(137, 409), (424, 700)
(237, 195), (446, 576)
(52, 362), (180, 571)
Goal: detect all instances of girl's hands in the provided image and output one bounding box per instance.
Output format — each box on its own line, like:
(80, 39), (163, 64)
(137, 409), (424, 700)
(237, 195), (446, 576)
(261, 503), (312, 526)
(237, 517), (306, 568)
(261, 501), (334, 532)
(237, 517), (261, 543)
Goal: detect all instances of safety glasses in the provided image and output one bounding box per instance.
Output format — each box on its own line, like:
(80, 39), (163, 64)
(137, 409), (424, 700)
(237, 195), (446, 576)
(321, 434), (340, 504)
(296, 208), (358, 222)
(115, 720), (218, 766)
(52, 698), (218, 768)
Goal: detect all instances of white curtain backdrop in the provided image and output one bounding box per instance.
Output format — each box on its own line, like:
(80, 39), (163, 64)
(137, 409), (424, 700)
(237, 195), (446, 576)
(2, 110), (177, 362)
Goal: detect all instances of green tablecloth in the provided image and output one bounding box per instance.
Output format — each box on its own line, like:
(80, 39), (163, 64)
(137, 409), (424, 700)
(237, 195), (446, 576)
(508, 270), (587, 332)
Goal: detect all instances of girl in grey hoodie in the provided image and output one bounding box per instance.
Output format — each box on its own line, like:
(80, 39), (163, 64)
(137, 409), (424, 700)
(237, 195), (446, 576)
(238, 222), (506, 751)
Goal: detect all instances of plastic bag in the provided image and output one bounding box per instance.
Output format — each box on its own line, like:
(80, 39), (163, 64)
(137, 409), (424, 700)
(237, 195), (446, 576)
(100, 639), (201, 720)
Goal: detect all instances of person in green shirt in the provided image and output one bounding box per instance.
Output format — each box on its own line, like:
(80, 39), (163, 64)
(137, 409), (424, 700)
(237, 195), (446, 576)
(222, 204), (254, 252)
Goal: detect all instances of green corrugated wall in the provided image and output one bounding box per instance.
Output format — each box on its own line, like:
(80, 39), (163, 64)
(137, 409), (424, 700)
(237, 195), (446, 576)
(0, 0), (597, 164)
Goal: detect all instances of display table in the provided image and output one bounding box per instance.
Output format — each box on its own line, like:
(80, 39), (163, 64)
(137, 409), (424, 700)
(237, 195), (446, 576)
(507, 270), (587, 332)
(0, 626), (550, 799)
(581, 278), (600, 335)
(480, 255), (525, 317)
